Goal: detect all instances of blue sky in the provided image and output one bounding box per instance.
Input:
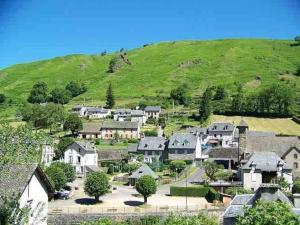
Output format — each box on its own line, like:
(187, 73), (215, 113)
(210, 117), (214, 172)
(0, 0), (299, 68)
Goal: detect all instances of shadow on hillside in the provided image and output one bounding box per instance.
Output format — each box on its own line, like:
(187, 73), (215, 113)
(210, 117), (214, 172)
(75, 198), (103, 205)
(124, 200), (144, 206)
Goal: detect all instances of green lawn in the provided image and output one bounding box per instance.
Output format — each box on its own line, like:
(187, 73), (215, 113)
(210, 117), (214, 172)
(95, 140), (129, 150)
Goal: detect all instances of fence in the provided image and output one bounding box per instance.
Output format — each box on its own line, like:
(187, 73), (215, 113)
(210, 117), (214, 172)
(48, 205), (225, 216)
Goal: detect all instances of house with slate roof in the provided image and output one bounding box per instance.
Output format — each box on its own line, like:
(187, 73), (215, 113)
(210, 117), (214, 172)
(241, 152), (293, 191)
(144, 106), (161, 120)
(114, 109), (146, 126)
(128, 164), (159, 185)
(64, 141), (98, 174)
(100, 121), (140, 139)
(168, 133), (204, 164)
(86, 107), (111, 119)
(223, 184), (298, 225)
(206, 122), (237, 148)
(0, 164), (54, 225)
(136, 137), (168, 163)
(79, 123), (102, 139)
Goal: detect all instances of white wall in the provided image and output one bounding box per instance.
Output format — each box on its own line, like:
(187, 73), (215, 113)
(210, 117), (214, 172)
(19, 172), (49, 225)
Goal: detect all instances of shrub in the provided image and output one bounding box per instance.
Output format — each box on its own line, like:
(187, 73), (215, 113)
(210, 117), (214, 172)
(107, 164), (114, 174)
(293, 180), (300, 193)
(170, 160), (186, 173)
(144, 129), (158, 137)
(225, 187), (253, 196)
(206, 188), (220, 203)
(170, 185), (209, 197)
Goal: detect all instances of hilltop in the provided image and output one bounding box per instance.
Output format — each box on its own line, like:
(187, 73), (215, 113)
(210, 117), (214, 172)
(0, 39), (299, 111)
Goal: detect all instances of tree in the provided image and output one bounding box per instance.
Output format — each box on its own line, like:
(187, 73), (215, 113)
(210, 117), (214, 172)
(0, 94), (6, 104)
(45, 165), (67, 190)
(65, 81), (87, 97)
(55, 137), (74, 159)
(295, 36), (300, 43)
(27, 81), (48, 103)
(236, 200), (300, 225)
(213, 86), (227, 100)
(63, 114), (82, 136)
(84, 171), (109, 202)
(277, 176), (290, 190)
(50, 161), (76, 183)
(128, 162), (141, 173)
(203, 160), (224, 181)
(199, 87), (212, 121)
(135, 175), (157, 203)
(49, 88), (72, 104)
(231, 83), (244, 113)
(169, 160), (186, 174)
(215, 170), (233, 181)
(105, 83), (115, 109)
(170, 84), (191, 105)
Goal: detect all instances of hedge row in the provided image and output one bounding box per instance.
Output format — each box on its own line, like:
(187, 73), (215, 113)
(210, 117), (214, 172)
(170, 185), (209, 197)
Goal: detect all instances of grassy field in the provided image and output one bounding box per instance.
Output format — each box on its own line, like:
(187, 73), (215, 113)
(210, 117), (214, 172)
(0, 39), (299, 110)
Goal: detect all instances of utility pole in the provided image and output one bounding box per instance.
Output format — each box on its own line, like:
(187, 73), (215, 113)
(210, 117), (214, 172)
(185, 169), (188, 211)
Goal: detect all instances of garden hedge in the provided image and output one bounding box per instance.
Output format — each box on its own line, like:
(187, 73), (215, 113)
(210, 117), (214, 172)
(170, 185), (209, 197)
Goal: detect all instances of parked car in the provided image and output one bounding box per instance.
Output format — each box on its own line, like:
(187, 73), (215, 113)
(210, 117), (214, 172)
(54, 189), (70, 200)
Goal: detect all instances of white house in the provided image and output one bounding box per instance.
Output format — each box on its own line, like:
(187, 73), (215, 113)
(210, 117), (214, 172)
(206, 122), (237, 148)
(64, 141), (99, 174)
(41, 143), (55, 164)
(0, 164), (54, 225)
(114, 109), (146, 126)
(144, 106), (161, 120)
(241, 152), (293, 191)
(86, 107), (111, 119)
(72, 105), (87, 117)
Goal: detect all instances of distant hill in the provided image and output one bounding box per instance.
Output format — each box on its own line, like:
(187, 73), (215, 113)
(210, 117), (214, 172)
(0, 39), (299, 110)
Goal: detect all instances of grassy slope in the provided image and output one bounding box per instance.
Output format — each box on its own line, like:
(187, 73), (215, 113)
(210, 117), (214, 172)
(1, 39), (299, 108)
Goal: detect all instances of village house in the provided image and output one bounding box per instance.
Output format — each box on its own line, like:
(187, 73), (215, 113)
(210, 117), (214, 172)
(72, 105), (87, 117)
(241, 152), (293, 191)
(78, 123), (102, 139)
(206, 123), (237, 148)
(144, 106), (161, 120)
(223, 184), (299, 225)
(136, 137), (168, 163)
(0, 164), (54, 225)
(168, 133), (203, 164)
(128, 164), (159, 186)
(86, 107), (111, 119)
(64, 141), (98, 174)
(100, 121), (140, 139)
(41, 143), (55, 164)
(114, 109), (146, 126)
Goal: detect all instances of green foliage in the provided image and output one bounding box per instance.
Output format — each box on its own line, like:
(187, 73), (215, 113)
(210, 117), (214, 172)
(170, 185), (209, 197)
(0, 123), (48, 164)
(295, 36), (300, 43)
(199, 87), (212, 121)
(135, 175), (157, 203)
(205, 188), (220, 203)
(236, 200), (300, 225)
(169, 160), (186, 173)
(105, 83), (115, 109)
(107, 164), (115, 174)
(215, 170), (233, 181)
(128, 162), (141, 173)
(136, 154), (144, 162)
(0, 94), (6, 104)
(213, 86), (227, 100)
(63, 113), (83, 135)
(49, 88), (72, 104)
(50, 161), (76, 182)
(65, 81), (87, 97)
(225, 187), (253, 196)
(276, 176), (290, 190)
(84, 171), (109, 202)
(27, 81), (48, 103)
(203, 160), (224, 181)
(170, 84), (191, 106)
(55, 137), (74, 159)
(144, 129), (158, 137)
(45, 165), (67, 190)
(107, 54), (130, 73)
(292, 180), (300, 193)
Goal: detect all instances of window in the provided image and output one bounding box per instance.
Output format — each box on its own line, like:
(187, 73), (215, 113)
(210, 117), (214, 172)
(69, 156), (73, 164)
(77, 156), (81, 163)
(220, 134), (222, 137)
(214, 134), (217, 138)
(294, 154), (298, 159)
(294, 162), (298, 169)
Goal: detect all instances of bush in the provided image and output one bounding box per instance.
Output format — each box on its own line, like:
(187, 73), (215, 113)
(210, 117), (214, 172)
(107, 164), (114, 174)
(144, 129), (158, 137)
(206, 188), (220, 203)
(293, 180), (300, 193)
(225, 187), (253, 196)
(170, 160), (186, 173)
(146, 118), (158, 125)
(170, 185), (209, 197)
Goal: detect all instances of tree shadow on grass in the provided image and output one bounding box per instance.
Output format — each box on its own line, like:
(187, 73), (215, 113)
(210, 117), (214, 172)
(124, 200), (144, 206)
(75, 198), (103, 205)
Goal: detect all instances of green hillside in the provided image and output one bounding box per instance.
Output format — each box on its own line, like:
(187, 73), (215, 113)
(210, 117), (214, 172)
(0, 39), (299, 112)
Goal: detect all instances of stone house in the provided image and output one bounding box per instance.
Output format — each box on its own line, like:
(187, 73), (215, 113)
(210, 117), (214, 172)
(136, 137), (168, 163)
(114, 109), (146, 126)
(144, 106), (161, 120)
(241, 152), (293, 191)
(64, 141), (98, 174)
(86, 107), (111, 119)
(206, 123), (237, 148)
(100, 121), (140, 139)
(0, 164), (54, 225)
(78, 123), (102, 139)
(72, 105), (87, 117)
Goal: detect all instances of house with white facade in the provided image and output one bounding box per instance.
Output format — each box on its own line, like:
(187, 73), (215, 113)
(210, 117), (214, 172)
(72, 105), (88, 117)
(206, 123), (237, 148)
(86, 107), (111, 119)
(144, 106), (161, 120)
(241, 152), (293, 191)
(64, 141), (99, 174)
(41, 143), (55, 164)
(0, 164), (54, 225)
(114, 109), (146, 126)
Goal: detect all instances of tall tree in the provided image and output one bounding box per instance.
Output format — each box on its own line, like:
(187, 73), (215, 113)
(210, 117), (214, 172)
(63, 114), (82, 136)
(203, 160), (224, 182)
(84, 171), (109, 202)
(170, 84), (191, 105)
(55, 137), (74, 160)
(49, 88), (72, 104)
(199, 87), (212, 121)
(65, 81), (87, 97)
(105, 83), (115, 109)
(135, 175), (157, 203)
(27, 81), (48, 103)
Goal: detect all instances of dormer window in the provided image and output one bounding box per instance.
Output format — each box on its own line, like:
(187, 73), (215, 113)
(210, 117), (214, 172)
(144, 144), (148, 148)
(158, 144), (163, 148)
(224, 125), (228, 130)
(213, 126), (217, 130)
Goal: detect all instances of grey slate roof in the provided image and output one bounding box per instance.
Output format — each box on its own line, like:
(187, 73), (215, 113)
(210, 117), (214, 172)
(237, 119), (249, 127)
(242, 152), (291, 171)
(131, 110), (144, 116)
(207, 147), (238, 161)
(0, 164), (53, 197)
(98, 150), (123, 161)
(246, 136), (300, 157)
(127, 144), (138, 153)
(234, 130), (276, 139)
(186, 127), (207, 135)
(100, 121), (139, 129)
(87, 107), (109, 113)
(138, 137), (167, 151)
(73, 141), (97, 153)
(144, 106), (161, 112)
(168, 133), (198, 149)
(128, 164), (159, 179)
(223, 205), (250, 218)
(115, 108), (132, 115)
(80, 123), (102, 134)
(230, 194), (254, 205)
(207, 123), (234, 132)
